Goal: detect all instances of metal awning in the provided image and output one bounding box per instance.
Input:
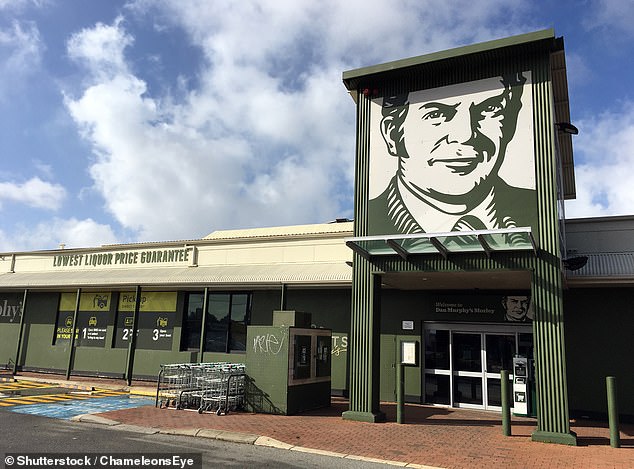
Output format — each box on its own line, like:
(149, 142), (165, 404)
(345, 227), (537, 260)
(0, 263), (352, 289)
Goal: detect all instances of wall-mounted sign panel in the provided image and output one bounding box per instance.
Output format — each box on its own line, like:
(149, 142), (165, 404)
(115, 291), (177, 350)
(368, 73), (537, 243)
(51, 247), (196, 270)
(431, 292), (533, 323)
(55, 292), (112, 346)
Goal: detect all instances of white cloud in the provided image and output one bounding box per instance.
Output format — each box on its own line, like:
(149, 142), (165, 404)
(584, 0), (634, 37)
(0, 217), (118, 252)
(0, 177), (66, 210)
(67, 16), (133, 81)
(0, 19), (42, 98)
(565, 101), (634, 218)
(64, 1), (540, 243)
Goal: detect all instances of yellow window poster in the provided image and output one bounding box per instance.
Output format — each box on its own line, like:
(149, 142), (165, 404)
(59, 292), (112, 312)
(117, 291), (177, 312)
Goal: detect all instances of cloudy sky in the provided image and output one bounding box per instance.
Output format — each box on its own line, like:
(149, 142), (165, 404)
(1, 0), (633, 251)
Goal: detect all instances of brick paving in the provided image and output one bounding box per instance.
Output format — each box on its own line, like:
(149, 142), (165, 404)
(13, 373), (634, 468)
(96, 398), (634, 468)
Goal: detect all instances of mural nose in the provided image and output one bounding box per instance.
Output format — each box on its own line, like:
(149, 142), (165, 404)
(445, 107), (473, 144)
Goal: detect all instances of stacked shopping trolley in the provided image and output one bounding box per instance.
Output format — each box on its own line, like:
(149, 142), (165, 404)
(156, 362), (246, 415)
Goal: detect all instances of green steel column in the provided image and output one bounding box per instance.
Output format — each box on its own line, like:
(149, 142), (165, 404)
(342, 89), (383, 423)
(501, 370), (511, 436)
(13, 289), (28, 374)
(66, 288), (81, 380)
(530, 57), (576, 446)
(342, 269), (385, 423)
(397, 362), (405, 424)
(198, 287), (209, 363)
(606, 376), (620, 448)
(125, 286), (142, 385)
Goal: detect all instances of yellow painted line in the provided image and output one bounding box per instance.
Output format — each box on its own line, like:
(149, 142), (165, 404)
(0, 385), (40, 390)
(0, 402), (14, 406)
(1, 399), (36, 405)
(23, 396), (66, 402)
(0, 382), (55, 390)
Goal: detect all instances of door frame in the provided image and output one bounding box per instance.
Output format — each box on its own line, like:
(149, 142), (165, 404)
(423, 322), (532, 410)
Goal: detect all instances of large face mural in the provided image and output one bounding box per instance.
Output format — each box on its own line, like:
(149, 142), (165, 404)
(368, 72), (537, 239)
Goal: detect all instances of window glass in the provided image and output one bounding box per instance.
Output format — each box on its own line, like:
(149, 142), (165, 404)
(424, 329), (449, 369)
(205, 294), (230, 352)
(180, 293), (203, 350)
(425, 373), (450, 405)
(203, 293), (251, 353)
(229, 294), (249, 351)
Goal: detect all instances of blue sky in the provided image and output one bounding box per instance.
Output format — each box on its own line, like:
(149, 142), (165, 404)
(1, 0), (633, 251)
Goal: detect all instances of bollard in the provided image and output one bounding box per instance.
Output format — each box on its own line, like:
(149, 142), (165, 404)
(397, 363), (405, 424)
(501, 370), (511, 436)
(606, 376), (620, 448)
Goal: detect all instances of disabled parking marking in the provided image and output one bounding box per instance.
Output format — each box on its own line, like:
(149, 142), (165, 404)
(9, 394), (155, 419)
(0, 388), (127, 407)
(0, 381), (57, 392)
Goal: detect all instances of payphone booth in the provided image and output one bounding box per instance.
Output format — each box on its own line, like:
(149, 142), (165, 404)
(245, 312), (331, 415)
(512, 356), (531, 416)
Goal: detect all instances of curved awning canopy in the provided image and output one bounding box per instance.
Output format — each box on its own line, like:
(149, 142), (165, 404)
(346, 227), (537, 260)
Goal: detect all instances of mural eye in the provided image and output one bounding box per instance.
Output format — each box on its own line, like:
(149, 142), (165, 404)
(423, 110), (444, 120)
(422, 107), (455, 124)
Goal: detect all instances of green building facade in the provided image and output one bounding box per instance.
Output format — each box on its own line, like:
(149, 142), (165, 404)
(1, 30), (633, 447)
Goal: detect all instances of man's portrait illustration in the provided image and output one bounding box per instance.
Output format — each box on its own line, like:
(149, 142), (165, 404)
(502, 295), (532, 322)
(368, 73), (537, 239)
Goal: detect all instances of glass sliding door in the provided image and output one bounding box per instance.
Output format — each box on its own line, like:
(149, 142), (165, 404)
(423, 329), (450, 405)
(423, 323), (532, 411)
(484, 333), (515, 410)
(452, 333), (483, 407)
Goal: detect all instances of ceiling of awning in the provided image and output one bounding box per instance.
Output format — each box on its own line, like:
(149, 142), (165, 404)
(346, 227), (537, 260)
(381, 270), (532, 290)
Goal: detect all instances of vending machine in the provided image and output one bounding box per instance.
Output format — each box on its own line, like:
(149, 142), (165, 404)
(512, 356), (531, 416)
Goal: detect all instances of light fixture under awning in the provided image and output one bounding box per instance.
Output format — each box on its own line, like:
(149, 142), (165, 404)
(345, 227), (537, 260)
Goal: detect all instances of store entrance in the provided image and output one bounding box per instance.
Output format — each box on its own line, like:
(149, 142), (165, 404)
(424, 324), (532, 411)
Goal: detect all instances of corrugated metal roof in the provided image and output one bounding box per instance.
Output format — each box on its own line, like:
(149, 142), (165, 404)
(566, 252), (634, 281)
(204, 222), (353, 240)
(0, 263), (352, 289)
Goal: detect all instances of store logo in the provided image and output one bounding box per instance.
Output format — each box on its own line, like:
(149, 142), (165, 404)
(0, 300), (22, 323)
(93, 295), (109, 309)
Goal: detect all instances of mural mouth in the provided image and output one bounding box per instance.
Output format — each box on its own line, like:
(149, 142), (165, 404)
(427, 152), (484, 173)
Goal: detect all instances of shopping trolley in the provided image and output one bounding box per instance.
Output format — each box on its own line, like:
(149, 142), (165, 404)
(198, 363), (246, 415)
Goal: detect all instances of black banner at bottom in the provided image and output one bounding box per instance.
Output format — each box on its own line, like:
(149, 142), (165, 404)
(4, 453), (201, 469)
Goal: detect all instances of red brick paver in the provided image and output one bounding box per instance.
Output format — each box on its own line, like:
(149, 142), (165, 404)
(97, 398), (634, 469)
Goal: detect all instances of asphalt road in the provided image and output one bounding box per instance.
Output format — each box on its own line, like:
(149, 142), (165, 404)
(0, 408), (391, 468)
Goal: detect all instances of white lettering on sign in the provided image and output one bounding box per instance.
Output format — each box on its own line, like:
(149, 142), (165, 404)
(331, 334), (348, 356)
(0, 300), (22, 323)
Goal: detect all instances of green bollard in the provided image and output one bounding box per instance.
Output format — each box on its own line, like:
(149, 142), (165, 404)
(501, 370), (511, 436)
(606, 376), (620, 448)
(397, 363), (405, 424)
